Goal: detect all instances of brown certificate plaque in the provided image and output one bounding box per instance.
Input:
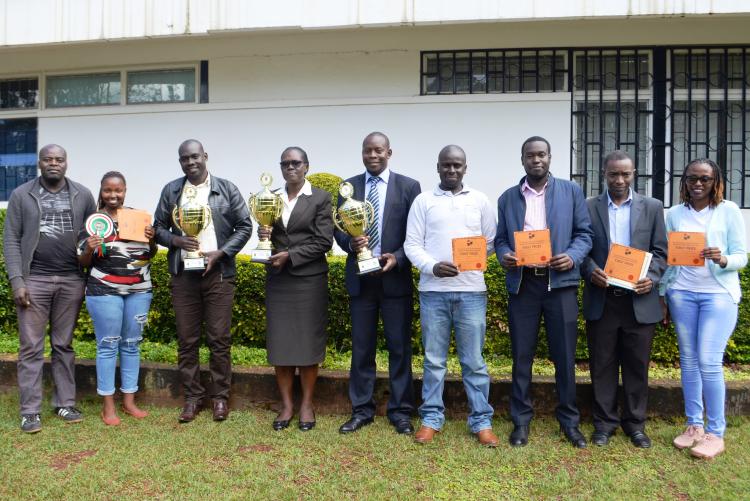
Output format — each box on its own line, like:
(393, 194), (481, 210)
(117, 208), (152, 243)
(513, 229), (552, 266)
(452, 236), (487, 272)
(668, 231), (706, 266)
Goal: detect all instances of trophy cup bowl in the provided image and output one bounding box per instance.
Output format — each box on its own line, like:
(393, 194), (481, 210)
(333, 182), (381, 275)
(172, 197), (212, 271)
(248, 172), (284, 263)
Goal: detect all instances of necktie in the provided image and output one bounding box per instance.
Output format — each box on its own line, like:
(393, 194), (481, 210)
(366, 176), (380, 252)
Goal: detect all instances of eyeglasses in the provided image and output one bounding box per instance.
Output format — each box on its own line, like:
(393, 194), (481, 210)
(280, 160), (305, 169)
(685, 175), (714, 185)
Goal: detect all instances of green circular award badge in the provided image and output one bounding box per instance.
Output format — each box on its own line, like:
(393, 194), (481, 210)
(85, 213), (115, 238)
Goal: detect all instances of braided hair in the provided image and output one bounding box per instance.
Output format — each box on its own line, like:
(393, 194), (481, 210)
(679, 158), (724, 208)
(97, 171), (127, 210)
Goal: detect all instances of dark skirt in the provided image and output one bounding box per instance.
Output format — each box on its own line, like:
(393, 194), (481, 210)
(265, 270), (328, 366)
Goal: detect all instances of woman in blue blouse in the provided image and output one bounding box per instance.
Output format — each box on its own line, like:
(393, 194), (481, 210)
(660, 159), (747, 459)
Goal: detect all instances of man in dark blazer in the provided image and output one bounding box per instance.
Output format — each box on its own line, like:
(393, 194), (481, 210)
(335, 132), (422, 435)
(581, 150), (667, 448)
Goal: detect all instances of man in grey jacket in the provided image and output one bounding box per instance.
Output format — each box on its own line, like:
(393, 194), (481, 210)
(3, 144), (96, 433)
(153, 139), (252, 423)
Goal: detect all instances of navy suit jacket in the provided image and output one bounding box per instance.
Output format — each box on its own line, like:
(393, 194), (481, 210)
(334, 171), (421, 297)
(581, 191), (668, 324)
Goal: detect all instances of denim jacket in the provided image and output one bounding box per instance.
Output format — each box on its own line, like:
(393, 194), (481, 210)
(659, 200), (747, 303)
(494, 174), (593, 294)
(153, 175), (253, 278)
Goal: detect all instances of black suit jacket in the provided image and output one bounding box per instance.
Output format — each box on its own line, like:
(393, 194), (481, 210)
(334, 171), (421, 297)
(270, 186), (333, 276)
(581, 191), (668, 324)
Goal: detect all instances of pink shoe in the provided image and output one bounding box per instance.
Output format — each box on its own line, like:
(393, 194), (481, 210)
(673, 425), (704, 449)
(690, 433), (725, 459)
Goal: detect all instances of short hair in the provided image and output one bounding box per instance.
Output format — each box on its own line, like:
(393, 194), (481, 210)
(521, 136), (551, 156)
(363, 131), (390, 149)
(178, 139), (204, 154)
(680, 158), (724, 208)
(438, 144), (466, 162)
(97, 171), (127, 210)
(281, 146), (309, 164)
(602, 150), (634, 170)
(39, 144), (66, 159)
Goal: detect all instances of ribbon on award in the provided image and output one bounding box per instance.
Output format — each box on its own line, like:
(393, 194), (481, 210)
(85, 213), (115, 257)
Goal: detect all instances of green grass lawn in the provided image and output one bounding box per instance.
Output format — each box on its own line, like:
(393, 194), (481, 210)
(1, 333), (749, 381)
(0, 394), (748, 500)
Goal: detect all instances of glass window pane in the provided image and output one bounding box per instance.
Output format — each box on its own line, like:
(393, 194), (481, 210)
(46, 73), (120, 108)
(471, 52), (486, 93)
(127, 69), (195, 104)
(0, 79), (39, 109)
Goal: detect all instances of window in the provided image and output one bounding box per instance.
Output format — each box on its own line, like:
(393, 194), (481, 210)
(127, 69), (195, 104)
(668, 48), (750, 207)
(0, 78), (38, 109)
(571, 49), (654, 198)
(46, 73), (120, 108)
(0, 118), (37, 201)
(421, 49), (567, 95)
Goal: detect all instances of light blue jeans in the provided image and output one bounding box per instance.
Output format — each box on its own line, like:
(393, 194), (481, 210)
(86, 293), (152, 396)
(667, 290), (738, 437)
(419, 291), (493, 433)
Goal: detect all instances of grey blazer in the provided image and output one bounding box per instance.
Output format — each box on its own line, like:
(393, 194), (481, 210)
(581, 191), (668, 324)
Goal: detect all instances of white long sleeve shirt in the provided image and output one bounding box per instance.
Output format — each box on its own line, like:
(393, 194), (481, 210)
(404, 184), (496, 292)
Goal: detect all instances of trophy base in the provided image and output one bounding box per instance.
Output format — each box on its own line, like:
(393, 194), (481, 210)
(183, 257), (206, 271)
(250, 249), (273, 263)
(357, 257), (382, 275)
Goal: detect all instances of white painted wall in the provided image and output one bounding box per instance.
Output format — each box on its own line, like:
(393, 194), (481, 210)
(37, 95), (571, 250)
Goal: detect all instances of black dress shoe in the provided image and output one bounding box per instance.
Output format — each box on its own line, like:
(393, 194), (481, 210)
(339, 416), (374, 434)
(392, 419), (414, 435)
(272, 414), (292, 431)
(298, 420), (316, 431)
(591, 429), (615, 446)
(561, 426), (588, 448)
(629, 430), (652, 448)
(509, 425), (529, 447)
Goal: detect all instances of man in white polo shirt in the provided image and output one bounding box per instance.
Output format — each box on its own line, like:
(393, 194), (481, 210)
(404, 145), (498, 447)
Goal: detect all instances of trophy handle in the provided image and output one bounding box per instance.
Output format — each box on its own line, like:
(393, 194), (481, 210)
(203, 205), (213, 230)
(171, 205), (180, 231)
(363, 200), (376, 228)
(248, 194), (256, 214)
(332, 207), (347, 234)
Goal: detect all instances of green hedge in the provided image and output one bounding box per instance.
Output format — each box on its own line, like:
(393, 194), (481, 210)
(1, 209), (748, 363)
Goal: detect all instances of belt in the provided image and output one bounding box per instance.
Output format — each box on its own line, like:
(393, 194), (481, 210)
(607, 286), (632, 297)
(523, 266), (549, 278)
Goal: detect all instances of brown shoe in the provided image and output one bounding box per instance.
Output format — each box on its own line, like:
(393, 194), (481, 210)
(414, 426), (439, 444)
(178, 401), (202, 423)
(476, 428), (500, 447)
(212, 399), (229, 421)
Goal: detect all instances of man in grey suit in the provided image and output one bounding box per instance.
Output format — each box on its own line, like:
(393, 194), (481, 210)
(581, 150), (667, 448)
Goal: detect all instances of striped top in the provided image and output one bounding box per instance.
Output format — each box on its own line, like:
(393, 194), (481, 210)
(521, 179), (547, 231)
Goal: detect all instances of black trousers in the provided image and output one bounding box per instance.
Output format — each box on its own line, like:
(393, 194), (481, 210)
(586, 291), (656, 434)
(171, 269), (235, 403)
(349, 275), (414, 422)
(508, 270), (580, 427)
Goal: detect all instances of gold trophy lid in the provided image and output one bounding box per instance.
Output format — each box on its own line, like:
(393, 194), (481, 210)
(339, 182), (354, 199)
(260, 172), (273, 187)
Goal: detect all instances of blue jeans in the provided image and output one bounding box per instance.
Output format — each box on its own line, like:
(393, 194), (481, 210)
(419, 291), (493, 433)
(86, 293), (152, 396)
(667, 290), (738, 437)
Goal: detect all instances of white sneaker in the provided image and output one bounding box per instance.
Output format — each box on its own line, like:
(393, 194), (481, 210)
(673, 425), (704, 449)
(690, 433), (725, 459)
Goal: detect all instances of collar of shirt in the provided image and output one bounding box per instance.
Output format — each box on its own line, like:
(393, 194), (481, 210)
(187, 171), (211, 189)
(282, 179), (312, 204)
(606, 188), (633, 209)
(433, 183), (471, 197)
(365, 167), (390, 185)
(521, 178), (547, 197)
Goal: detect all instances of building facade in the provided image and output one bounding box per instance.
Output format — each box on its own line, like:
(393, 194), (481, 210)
(1, 1), (749, 243)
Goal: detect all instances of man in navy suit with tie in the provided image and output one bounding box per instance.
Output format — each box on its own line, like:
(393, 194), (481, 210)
(335, 132), (422, 435)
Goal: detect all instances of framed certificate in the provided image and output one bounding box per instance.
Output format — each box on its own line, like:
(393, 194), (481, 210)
(452, 236), (487, 272)
(117, 208), (152, 243)
(668, 231), (706, 266)
(604, 243), (652, 290)
(513, 229), (552, 266)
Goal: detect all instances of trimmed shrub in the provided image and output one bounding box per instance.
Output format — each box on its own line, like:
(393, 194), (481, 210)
(0, 208), (748, 363)
(308, 172), (343, 208)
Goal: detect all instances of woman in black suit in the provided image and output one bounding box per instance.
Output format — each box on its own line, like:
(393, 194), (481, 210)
(260, 146), (334, 431)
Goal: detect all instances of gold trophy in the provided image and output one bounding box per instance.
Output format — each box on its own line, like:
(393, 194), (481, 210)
(333, 181), (381, 275)
(172, 185), (212, 271)
(248, 172), (284, 263)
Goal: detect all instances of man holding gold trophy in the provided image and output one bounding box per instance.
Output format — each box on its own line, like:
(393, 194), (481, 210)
(334, 132), (421, 436)
(153, 139), (252, 423)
